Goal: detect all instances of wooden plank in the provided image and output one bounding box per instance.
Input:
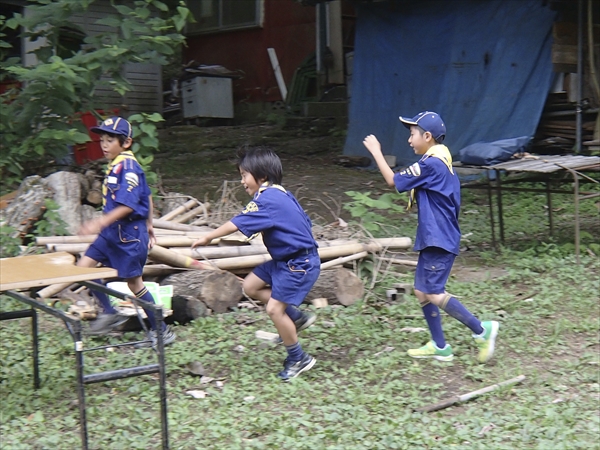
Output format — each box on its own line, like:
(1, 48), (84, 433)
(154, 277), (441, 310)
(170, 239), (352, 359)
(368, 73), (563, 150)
(0, 252), (117, 291)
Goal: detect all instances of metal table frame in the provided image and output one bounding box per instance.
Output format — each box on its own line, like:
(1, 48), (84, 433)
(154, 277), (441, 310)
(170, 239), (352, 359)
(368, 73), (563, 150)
(459, 155), (600, 263)
(0, 282), (170, 450)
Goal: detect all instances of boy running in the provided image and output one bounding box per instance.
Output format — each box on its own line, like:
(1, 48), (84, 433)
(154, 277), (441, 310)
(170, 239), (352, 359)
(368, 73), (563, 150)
(363, 111), (499, 363)
(78, 116), (175, 348)
(192, 146), (319, 381)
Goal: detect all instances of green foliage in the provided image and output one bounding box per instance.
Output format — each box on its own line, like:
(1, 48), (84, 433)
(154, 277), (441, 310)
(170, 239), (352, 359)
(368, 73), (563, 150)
(33, 199), (69, 237)
(128, 112), (164, 186)
(0, 0), (192, 190)
(343, 191), (408, 232)
(0, 225), (21, 257)
(1, 250), (599, 448)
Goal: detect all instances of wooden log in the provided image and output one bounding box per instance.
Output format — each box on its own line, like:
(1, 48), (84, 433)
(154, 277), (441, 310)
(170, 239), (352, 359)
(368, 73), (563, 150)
(162, 270), (243, 316)
(148, 245), (206, 269)
(321, 251), (368, 269)
(47, 243), (89, 253)
(172, 203), (210, 224)
(36, 282), (74, 299)
(413, 375), (526, 413)
(158, 199), (198, 221)
(305, 267), (364, 306)
(152, 218), (212, 232)
(143, 264), (191, 277)
(2, 175), (53, 238)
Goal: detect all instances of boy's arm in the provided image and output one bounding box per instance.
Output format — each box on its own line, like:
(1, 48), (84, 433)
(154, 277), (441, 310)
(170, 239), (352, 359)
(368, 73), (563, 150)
(78, 205), (133, 235)
(147, 194), (156, 248)
(363, 135), (395, 187)
(191, 221), (239, 248)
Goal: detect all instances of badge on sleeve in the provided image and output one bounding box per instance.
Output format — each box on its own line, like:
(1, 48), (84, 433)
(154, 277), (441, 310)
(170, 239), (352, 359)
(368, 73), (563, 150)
(242, 201), (259, 214)
(408, 162), (422, 177)
(125, 172), (139, 192)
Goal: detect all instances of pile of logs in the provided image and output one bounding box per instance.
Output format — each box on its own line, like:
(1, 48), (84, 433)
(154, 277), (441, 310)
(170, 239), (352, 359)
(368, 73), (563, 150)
(2, 173), (414, 322)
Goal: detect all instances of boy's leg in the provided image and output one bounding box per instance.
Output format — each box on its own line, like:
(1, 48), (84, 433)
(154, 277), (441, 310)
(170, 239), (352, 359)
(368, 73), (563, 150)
(244, 271), (316, 333)
(266, 298), (315, 381)
(128, 277), (176, 348)
(77, 255), (127, 334)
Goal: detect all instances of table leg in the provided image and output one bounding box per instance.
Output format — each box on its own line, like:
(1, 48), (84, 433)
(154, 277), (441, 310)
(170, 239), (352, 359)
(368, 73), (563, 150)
(546, 181), (553, 236)
(485, 170), (497, 249)
(494, 170), (505, 244)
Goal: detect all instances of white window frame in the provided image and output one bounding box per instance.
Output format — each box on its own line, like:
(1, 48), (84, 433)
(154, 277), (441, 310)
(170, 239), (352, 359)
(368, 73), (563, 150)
(185, 0), (264, 36)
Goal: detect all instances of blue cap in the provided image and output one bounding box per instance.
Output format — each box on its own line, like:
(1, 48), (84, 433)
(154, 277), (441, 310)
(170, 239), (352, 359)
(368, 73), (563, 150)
(399, 111), (446, 142)
(90, 116), (132, 138)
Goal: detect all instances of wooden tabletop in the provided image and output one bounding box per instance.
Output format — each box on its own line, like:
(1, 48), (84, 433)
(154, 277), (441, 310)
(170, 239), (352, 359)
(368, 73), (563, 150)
(0, 252), (117, 292)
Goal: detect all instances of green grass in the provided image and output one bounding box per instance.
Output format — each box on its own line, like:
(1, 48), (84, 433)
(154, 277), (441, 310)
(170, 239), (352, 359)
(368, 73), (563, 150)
(1, 185), (599, 449)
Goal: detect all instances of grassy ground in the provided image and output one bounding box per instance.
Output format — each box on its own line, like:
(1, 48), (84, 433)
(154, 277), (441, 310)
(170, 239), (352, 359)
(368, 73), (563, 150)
(1, 123), (599, 449)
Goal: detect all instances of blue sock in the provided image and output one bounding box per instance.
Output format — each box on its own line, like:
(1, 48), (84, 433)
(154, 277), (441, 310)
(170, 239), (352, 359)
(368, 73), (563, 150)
(135, 287), (165, 332)
(285, 305), (302, 322)
(91, 279), (118, 314)
(422, 303), (446, 348)
(285, 342), (305, 362)
(441, 296), (484, 335)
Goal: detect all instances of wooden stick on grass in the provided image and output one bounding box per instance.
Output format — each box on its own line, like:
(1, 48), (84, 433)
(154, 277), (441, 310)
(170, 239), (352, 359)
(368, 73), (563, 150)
(414, 375), (526, 413)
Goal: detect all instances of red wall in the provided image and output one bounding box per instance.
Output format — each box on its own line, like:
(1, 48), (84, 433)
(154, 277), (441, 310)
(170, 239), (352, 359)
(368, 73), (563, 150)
(183, 1), (316, 104)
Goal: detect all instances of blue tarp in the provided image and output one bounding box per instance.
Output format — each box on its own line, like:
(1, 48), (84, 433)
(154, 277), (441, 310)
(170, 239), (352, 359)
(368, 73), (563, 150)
(343, 0), (556, 166)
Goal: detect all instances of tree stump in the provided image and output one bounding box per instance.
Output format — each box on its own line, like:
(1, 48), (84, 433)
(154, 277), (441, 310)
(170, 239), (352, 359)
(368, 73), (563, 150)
(45, 171), (84, 235)
(162, 270), (243, 317)
(305, 267), (364, 306)
(0, 175), (53, 238)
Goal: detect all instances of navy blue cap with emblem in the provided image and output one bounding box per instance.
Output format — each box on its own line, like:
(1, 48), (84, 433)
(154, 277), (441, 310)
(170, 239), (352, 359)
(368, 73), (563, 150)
(90, 116), (133, 138)
(399, 111), (446, 142)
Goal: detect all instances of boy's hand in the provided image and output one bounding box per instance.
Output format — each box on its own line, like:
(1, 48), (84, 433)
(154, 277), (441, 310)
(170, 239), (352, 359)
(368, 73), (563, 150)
(191, 236), (211, 248)
(363, 134), (382, 156)
(147, 224), (156, 249)
(78, 217), (104, 235)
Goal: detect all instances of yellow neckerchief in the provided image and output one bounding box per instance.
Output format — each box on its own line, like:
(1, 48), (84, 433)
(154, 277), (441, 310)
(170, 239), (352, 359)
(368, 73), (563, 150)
(102, 150), (138, 206)
(407, 144), (453, 210)
(257, 181), (286, 195)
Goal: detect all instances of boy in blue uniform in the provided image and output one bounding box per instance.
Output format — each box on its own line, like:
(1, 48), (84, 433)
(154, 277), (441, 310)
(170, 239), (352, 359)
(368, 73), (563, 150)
(77, 116), (175, 347)
(363, 111), (499, 363)
(192, 146), (319, 381)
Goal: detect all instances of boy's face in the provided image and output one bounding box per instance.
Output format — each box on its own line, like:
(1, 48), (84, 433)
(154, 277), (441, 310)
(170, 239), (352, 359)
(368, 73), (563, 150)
(99, 134), (132, 161)
(240, 169), (265, 196)
(408, 126), (434, 154)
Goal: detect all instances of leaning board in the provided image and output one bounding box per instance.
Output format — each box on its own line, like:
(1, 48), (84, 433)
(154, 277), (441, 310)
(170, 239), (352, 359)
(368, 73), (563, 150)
(0, 252), (117, 291)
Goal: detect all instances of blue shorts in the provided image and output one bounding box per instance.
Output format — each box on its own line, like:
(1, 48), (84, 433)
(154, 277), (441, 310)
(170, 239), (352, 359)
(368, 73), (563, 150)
(414, 247), (456, 294)
(252, 249), (320, 306)
(85, 222), (149, 279)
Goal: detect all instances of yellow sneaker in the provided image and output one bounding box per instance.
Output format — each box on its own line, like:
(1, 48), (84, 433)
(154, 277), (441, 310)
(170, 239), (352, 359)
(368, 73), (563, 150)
(473, 321), (500, 363)
(407, 341), (454, 361)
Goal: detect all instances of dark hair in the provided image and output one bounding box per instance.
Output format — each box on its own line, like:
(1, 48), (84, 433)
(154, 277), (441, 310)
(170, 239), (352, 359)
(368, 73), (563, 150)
(98, 131), (129, 147)
(236, 146), (283, 184)
(417, 126), (445, 144)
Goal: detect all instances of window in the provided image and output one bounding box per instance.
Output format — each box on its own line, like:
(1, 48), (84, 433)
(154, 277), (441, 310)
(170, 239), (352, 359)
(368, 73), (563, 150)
(185, 0), (262, 35)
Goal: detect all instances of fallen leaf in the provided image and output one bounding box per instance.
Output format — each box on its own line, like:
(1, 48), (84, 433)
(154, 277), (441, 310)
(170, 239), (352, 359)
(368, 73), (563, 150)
(186, 390), (207, 399)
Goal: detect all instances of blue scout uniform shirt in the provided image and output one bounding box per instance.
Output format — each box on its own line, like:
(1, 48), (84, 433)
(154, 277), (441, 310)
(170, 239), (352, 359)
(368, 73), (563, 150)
(231, 183), (318, 261)
(101, 150), (151, 238)
(394, 145), (461, 255)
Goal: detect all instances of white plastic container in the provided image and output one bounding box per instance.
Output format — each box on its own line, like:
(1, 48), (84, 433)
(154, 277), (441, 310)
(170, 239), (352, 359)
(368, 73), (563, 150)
(107, 282), (172, 309)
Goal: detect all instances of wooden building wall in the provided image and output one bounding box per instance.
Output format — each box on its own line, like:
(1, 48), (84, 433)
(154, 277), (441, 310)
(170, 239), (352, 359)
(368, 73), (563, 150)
(18, 0), (162, 116)
(183, 1), (316, 105)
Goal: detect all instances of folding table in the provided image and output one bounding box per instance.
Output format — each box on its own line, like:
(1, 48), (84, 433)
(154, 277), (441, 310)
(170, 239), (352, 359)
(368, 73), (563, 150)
(0, 252), (170, 449)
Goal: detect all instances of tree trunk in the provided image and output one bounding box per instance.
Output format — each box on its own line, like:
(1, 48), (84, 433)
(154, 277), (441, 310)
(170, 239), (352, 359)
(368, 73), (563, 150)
(162, 269), (243, 315)
(305, 267), (364, 306)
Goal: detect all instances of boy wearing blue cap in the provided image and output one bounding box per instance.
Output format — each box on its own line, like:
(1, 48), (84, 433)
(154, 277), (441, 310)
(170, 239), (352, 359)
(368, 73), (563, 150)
(363, 111), (499, 363)
(77, 116), (175, 347)
(192, 146), (319, 381)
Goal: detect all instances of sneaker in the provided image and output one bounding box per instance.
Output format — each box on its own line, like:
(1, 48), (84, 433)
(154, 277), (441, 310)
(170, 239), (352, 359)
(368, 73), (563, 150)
(134, 326), (177, 349)
(278, 353), (316, 381)
(407, 341), (454, 362)
(473, 321), (499, 363)
(87, 313), (129, 335)
(294, 311), (317, 332)
(275, 311), (317, 344)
